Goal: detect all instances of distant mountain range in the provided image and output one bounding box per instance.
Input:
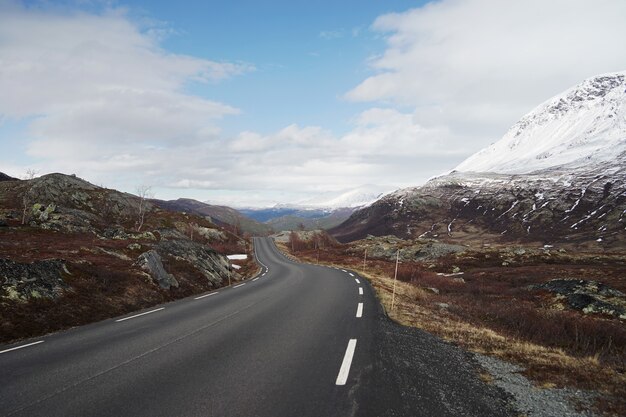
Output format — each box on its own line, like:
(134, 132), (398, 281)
(331, 72), (626, 247)
(152, 198), (272, 236)
(227, 185), (395, 232)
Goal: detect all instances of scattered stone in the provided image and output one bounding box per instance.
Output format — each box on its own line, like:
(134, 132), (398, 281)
(452, 277), (466, 284)
(475, 353), (598, 417)
(127, 243), (141, 251)
(435, 302), (450, 309)
(452, 266), (461, 273)
(425, 287), (440, 295)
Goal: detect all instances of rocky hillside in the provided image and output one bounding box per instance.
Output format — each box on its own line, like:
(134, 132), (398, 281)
(153, 198), (272, 236)
(331, 73), (626, 248)
(0, 173), (256, 343)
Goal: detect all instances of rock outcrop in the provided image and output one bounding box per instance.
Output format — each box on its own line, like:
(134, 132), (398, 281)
(0, 258), (68, 300)
(136, 250), (179, 290)
(533, 279), (626, 319)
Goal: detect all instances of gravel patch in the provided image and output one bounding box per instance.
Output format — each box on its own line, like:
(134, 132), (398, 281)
(474, 353), (599, 417)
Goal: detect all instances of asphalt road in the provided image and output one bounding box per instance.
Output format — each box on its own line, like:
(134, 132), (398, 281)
(0, 237), (515, 417)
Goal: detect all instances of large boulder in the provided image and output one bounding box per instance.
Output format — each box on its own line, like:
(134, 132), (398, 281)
(136, 250), (179, 290)
(157, 239), (233, 288)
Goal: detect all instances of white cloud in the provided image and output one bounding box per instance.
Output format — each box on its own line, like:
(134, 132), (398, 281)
(4, 1), (626, 207)
(0, 2), (249, 174)
(347, 0), (626, 141)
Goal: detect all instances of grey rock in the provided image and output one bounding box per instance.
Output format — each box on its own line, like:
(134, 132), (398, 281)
(0, 258), (68, 300)
(136, 250), (178, 290)
(156, 239), (233, 288)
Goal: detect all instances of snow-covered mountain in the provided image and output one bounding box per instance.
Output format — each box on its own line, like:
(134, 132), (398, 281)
(331, 72), (626, 246)
(296, 185), (395, 210)
(456, 72), (626, 174)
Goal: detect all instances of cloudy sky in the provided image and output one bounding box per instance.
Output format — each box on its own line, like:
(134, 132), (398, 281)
(1, 0), (625, 207)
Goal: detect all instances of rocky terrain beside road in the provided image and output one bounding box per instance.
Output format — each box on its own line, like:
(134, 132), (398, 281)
(0, 173), (257, 343)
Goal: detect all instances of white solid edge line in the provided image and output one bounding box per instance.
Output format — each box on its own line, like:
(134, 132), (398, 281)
(195, 292), (218, 300)
(356, 303), (363, 318)
(355, 278), (360, 284)
(359, 287), (363, 295)
(336, 339), (357, 385)
(116, 307), (164, 322)
(0, 340), (44, 355)
(252, 277), (259, 281)
(233, 283), (246, 288)
(349, 273), (354, 277)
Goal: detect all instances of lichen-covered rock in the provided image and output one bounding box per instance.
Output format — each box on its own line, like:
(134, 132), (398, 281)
(0, 258), (68, 300)
(157, 239), (233, 288)
(533, 279), (626, 319)
(136, 250), (178, 289)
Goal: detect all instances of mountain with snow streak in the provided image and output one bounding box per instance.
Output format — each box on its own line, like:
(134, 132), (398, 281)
(456, 72), (626, 174)
(331, 72), (626, 246)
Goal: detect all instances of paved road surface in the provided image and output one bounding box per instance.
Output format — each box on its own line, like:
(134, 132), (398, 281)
(0, 237), (514, 417)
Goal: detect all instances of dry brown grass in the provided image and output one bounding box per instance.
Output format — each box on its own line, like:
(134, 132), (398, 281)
(281, 243), (626, 416)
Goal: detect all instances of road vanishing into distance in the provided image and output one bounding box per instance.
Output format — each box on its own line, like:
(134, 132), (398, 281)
(0, 238), (514, 417)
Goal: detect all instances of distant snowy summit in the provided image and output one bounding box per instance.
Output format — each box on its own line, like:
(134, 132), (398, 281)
(456, 71), (626, 174)
(296, 185), (395, 210)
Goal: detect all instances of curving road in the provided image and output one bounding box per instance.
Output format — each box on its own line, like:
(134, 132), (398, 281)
(0, 237), (514, 417)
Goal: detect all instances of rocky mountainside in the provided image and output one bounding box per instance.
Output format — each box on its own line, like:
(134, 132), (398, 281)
(331, 73), (626, 248)
(153, 198), (272, 236)
(0, 173), (256, 343)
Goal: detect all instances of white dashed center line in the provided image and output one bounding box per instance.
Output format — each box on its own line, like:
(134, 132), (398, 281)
(354, 278), (360, 284)
(358, 287), (363, 295)
(341, 269), (347, 273)
(349, 273), (354, 277)
(356, 303), (363, 318)
(252, 277), (259, 281)
(195, 292), (218, 300)
(233, 283), (246, 288)
(336, 339), (357, 386)
(0, 340), (44, 355)
(116, 307), (164, 322)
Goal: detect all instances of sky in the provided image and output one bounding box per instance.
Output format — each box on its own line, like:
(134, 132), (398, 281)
(1, 0), (625, 207)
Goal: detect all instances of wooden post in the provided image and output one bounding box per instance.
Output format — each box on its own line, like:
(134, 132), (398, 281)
(391, 249), (399, 311)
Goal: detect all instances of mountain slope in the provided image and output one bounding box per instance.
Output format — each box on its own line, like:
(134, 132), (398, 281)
(456, 72), (626, 174)
(153, 198), (272, 236)
(331, 73), (626, 247)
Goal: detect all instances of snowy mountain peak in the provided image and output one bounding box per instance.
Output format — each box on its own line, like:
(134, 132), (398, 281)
(455, 71), (626, 174)
(296, 185), (396, 209)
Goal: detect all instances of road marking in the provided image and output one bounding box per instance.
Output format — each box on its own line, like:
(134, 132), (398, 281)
(0, 340), (44, 355)
(252, 277), (259, 281)
(349, 272), (354, 277)
(116, 308), (164, 322)
(355, 278), (360, 284)
(359, 287), (363, 295)
(195, 292), (218, 300)
(356, 303), (363, 318)
(262, 273), (266, 276)
(341, 269), (347, 272)
(233, 283), (246, 288)
(336, 339), (357, 385)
